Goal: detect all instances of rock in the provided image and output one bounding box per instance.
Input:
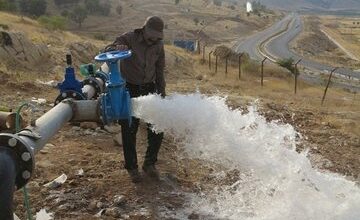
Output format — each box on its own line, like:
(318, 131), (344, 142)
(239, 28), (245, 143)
(31, 98), (47, 105)
(80, 122), (98, 130)
(40, 149), (49, 154)
(88, 200), (98, 210)
(75, 168), (84, 177)
(195, 74), (203, 80)
(35, 209), (53, 220)
(188, 212), (200, 219)
(106, 207), (122, 218)
(113, 133), (123, 146)
(72, 126), (81, 131)
(45, 143), (55, 148)
(94, 209), (106, 217)
(84, 129), (93, 135)
(36, 79), (58, 88)
(96, 201), (105, 209)
(104, 125), (122, 133)
(113, 195), (126, 206)
(44, 174), (67, 189)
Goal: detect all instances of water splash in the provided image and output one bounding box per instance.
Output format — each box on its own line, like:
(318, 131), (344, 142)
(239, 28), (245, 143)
(133, 93), (360, 220)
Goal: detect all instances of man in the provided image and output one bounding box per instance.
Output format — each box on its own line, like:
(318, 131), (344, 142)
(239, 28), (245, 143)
(106, 16), (166, 183)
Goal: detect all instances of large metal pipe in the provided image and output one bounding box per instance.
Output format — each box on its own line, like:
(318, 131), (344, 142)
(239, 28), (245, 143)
(72, 100), (100, 122)
(18, 99), (100, 155)
(0, 147), (17, 220)
(82, 77), (105, 99)
(0, 99), (101, 215)
(0, 112), (23, 132)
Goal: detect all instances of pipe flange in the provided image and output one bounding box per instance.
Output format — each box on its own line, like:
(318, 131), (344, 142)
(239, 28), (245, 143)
(83, 77), (102, 99)
(0, 133), (35, 190)
(95, 71), (108, 84)
(54, 90), (85, 106)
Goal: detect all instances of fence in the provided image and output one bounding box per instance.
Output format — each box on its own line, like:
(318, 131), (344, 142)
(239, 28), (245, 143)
(196, 44), (359, 105)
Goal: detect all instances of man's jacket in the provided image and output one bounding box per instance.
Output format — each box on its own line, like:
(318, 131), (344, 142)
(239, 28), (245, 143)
(112, 28), (166, 95)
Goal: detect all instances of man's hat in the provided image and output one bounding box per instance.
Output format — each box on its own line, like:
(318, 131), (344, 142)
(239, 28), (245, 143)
(144, 16), (164, 39)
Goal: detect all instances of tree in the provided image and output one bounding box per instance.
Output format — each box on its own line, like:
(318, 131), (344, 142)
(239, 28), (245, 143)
(70, 6), (88, 28)
(19, 0), (47, 17)
(85, 0), (111, 16)
(99, 1), (110, 16)
(175, 0), (180, 5)
(54, 0), (80, 6)
(0, 0), (16, 11)
(277, 58), (296, 74)
(116, 5), (122, 16)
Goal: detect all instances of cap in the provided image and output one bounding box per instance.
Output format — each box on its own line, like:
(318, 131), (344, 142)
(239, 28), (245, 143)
(144, 16), (164, 39)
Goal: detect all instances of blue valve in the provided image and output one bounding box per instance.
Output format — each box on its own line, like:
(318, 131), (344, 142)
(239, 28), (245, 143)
(95, 50), (132, 125)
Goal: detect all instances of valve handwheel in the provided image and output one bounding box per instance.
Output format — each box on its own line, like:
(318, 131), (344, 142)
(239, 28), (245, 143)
(95, 50), (132, 62)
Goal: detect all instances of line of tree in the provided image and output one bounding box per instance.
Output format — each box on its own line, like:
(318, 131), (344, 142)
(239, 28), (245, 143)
(84, 0), (111, 16)
(0, 0), (47, 17)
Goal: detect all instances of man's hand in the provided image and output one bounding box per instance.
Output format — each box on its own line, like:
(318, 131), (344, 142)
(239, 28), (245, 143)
(115, 44), (128, 51)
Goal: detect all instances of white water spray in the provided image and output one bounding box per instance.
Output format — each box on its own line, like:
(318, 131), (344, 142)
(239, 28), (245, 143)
(133, 93), (360, 220)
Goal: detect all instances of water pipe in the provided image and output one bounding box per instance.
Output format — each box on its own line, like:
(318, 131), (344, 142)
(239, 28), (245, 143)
(0, 112), (23, 132)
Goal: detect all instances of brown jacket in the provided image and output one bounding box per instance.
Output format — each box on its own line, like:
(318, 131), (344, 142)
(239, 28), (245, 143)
(112, 28), (166, 95)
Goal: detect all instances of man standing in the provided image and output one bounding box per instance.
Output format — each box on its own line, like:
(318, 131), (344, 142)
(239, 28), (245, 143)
(106, 16), (166, 182)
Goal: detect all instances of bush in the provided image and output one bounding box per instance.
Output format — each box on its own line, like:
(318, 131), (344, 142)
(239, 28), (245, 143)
(69, 6), (88, 28)
(277, 58), (296, 74)
(54, 0), (80, 6)
(175, 0), (180, 5)
(61, 10), (69, 17)
(93, 33), (106, 41)
(213, 0), (222, 6)
(85, 0), (111, 16)
(0, 0), (16, 11)
(0, 23), (9, 30)
(38, 16), (67, 30)
(19, 0), (47, 17)
(116, 5), (122, 16)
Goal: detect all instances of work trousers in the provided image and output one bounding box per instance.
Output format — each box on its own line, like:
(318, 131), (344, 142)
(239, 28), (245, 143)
(119, 82), (164, 170)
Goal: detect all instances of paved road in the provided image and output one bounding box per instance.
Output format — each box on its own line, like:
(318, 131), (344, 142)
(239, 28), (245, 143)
(235, 13), (360, 80)
(234, 14), (293, 60)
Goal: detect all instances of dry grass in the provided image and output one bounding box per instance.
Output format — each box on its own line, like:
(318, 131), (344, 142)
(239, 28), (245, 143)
(320, 16), (360, 61)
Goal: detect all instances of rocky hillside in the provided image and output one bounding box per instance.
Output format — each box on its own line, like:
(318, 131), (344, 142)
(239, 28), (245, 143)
(0, 12), (102, 73)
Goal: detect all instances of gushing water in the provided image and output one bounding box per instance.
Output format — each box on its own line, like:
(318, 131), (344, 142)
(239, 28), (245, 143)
(133, 93), (360, 220)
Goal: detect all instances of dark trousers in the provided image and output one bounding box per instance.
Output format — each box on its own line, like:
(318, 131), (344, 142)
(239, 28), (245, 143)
(120, 82), (164, 170)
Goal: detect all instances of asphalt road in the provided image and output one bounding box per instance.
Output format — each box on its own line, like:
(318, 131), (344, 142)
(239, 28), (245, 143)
(235, 13), (360, 80)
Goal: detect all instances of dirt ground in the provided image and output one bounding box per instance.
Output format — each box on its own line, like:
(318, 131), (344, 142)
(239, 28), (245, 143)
(1, 48), (359, 218)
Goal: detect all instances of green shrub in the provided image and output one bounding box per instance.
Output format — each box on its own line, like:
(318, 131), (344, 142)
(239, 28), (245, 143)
(0, 23), (9, 30)
(38, 16), (67, 30)
(93, 33), (106, 41)
(277, 58), (296, 74)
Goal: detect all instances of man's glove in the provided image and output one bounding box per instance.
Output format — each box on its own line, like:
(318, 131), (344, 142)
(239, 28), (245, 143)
(103, 44), (128, 53)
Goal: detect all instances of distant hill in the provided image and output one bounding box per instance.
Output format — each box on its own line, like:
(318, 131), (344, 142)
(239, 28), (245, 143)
(254, 0), (360, 11)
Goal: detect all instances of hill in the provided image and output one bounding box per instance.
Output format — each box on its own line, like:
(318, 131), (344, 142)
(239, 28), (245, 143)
(257, 0), (360, 11)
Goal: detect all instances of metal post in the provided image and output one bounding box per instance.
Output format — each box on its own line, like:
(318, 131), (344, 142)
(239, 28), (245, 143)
(261, 57), (267, 87)
(225, 57), (228, 76)
(322, 67), (338, 105)
(209, 51), (213, 70)
(215, 55), (218, 73)
(294, 59), (302, 94)
(238, 53), (243, 79)
(202, 45), (206, 62)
